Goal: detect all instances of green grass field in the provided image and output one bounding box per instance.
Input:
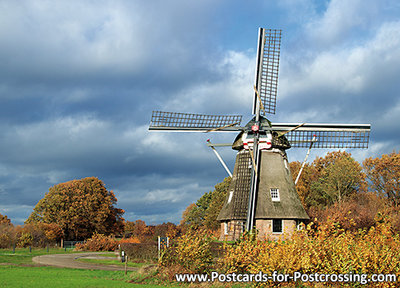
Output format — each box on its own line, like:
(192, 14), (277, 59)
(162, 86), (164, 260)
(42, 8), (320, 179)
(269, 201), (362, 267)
(0, 248), (174, 288)
(0, 266), (147, 288)
(0, 247), (80, 265)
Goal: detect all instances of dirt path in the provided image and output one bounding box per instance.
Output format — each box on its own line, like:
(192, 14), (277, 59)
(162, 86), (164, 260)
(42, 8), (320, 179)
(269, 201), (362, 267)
(32, 252), (138, 271)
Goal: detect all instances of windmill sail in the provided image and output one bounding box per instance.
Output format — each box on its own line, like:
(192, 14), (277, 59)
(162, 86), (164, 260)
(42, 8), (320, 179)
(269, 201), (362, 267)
(149, 111), (243, 132)
(252, 28), (282, 116)
(271, 123), (371, 148)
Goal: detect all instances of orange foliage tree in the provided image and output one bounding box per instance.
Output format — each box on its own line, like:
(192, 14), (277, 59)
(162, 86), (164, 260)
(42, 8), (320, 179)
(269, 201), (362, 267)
(154, 222), (178, 239)
(0, 213), (14, 248)
(363, 151), (400, 207)
(0, 213), (12, 226)
(26, 177), (124, 240)
(290, 161), (318, 209)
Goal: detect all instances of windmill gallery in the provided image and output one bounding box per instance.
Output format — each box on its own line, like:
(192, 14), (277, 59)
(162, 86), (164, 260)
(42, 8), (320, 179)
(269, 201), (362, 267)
(149, 28), (370, 241)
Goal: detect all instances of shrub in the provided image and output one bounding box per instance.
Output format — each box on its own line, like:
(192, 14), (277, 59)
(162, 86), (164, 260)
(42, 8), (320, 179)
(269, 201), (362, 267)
(75, 233), (118, 251)
(118, 237), (140, 244)
(120, 242), (157, 261)
(219, 220), (400, 287)
(159, 230), (214, 276)
(17, 232), (33, 248)
(308, 192), (386, 232)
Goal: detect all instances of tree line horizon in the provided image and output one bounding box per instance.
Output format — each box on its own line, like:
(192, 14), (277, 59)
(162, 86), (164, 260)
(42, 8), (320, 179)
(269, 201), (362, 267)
(0, 150), (399, 246)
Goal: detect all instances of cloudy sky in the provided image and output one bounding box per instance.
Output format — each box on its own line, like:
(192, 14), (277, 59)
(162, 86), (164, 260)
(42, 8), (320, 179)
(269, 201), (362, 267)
(1, 0), (399, 225)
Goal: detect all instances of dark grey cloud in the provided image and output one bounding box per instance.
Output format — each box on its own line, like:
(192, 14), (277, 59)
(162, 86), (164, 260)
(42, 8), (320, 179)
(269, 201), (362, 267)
(0, 0), (399, 225)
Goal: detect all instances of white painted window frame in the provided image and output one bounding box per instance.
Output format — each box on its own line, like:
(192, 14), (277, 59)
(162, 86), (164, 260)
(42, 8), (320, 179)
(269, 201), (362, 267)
(270, 188), (280, 202)
(224, 222), (228, 235)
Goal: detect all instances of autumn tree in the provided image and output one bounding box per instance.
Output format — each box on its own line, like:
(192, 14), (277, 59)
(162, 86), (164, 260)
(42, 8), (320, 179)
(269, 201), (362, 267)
(307, 151), (365, 207)
(363, 151), (400, 206)
(290, 161), (318, 209)
(180, 203), (196, 226)
(0, 213), (12, 226)
(26, 177), (124, 240)
(123, 220), (136, 238)
(15, 223), (63, 247)
(0, 213), (14, 248)
(125, 219), (156, 242)
(154, 222), (179, 239)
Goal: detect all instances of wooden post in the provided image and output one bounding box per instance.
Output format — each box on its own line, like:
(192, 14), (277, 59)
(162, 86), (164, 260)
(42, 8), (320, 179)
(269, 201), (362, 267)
(157, 236), (160, 259)
(124, 256), (128, 275)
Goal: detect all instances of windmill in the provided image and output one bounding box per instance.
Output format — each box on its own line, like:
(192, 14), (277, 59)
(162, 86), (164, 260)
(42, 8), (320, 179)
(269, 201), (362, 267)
(149, 28), (370, 240)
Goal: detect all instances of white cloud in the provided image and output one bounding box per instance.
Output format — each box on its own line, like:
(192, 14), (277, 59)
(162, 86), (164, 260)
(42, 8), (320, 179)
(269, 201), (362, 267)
(1, 0), (399, 226)
(306, 0), (379, 46)
(281, 21), (400, 100)
(164, 50), (254, 114)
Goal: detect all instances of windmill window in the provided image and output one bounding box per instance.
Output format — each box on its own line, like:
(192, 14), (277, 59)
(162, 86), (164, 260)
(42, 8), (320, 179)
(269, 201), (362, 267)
(272, 219), (283, 233)
(270, 188), (280, 201)
(224, 222), (228, 235)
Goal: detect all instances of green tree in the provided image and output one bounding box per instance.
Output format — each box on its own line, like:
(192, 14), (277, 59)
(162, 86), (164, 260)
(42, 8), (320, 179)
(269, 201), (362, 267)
(26, 177), (124, 240)
(310, 151), (365, 207)
(203, 177), (231, 230)
(185, 191), (213, 228)
(181, 177), (231, 230)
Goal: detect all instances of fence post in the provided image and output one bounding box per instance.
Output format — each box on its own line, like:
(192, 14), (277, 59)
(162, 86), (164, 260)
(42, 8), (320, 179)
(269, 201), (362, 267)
(125, 256), (128, 275)
(158, 236), (160, 259)
(12, 243), (15, 254)
(47, 243), (49, 253)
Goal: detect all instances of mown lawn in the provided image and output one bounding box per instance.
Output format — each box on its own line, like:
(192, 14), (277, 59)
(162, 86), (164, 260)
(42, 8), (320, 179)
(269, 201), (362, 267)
(0, 248), (175, 288)
(0, 266), (147, 288)
(0, 247), (79, 265)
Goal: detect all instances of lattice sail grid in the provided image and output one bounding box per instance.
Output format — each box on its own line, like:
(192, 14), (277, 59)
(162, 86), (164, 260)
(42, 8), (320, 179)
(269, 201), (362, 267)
(287, 130), (370, 149)
(150, 111), (242, 129)
(232, 151), (252, 219)
(256, 29), (281, 115)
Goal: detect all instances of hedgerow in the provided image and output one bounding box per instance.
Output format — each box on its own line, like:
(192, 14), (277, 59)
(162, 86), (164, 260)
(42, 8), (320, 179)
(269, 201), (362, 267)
(218, 218), (400, 287)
